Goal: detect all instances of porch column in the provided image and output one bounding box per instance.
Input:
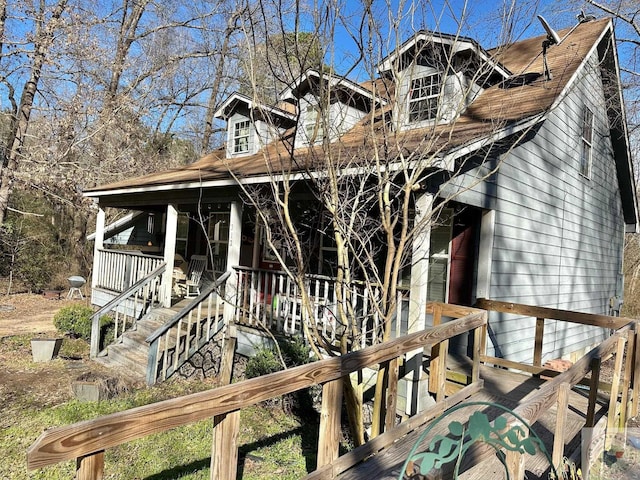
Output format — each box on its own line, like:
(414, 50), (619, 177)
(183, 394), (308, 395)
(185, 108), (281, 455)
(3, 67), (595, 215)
(90, 204), (106, 302)
(162, 204), (178, 307)
(406, 192), (433, 415)
(224, 201), (243, 321)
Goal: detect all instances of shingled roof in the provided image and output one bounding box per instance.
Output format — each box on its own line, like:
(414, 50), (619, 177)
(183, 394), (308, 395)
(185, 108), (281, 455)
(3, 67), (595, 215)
(85, 18), (617, 196)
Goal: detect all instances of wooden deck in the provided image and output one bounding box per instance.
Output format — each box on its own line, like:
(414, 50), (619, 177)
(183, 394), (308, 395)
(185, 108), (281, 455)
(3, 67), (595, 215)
(328, 365), (606, 480)
(27, 301), (638, 480)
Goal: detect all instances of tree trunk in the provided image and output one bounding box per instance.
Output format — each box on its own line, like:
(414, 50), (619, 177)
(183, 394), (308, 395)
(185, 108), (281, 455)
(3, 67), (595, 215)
(0, 0), (68, 224)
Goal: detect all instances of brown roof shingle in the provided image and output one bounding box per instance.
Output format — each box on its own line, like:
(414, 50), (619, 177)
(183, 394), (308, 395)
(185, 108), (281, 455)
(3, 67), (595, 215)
(86, 18), (611, 195)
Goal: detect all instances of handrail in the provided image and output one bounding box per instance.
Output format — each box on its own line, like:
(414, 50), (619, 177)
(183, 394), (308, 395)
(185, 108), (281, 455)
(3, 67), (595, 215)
(234, 264), (383, 288)
(97, 248), (163, 259)
(513, 325), (632, 425)
(90, 263), (167, 358)
(146, 271), (230, 344)
(27, 311), (488, 472)
(145, 271), (231, 384)
(476, 298), (632, 330)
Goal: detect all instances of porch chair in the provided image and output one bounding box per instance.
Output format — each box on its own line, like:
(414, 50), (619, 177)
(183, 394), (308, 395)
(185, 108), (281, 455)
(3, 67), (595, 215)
(178, 254), (208, 297)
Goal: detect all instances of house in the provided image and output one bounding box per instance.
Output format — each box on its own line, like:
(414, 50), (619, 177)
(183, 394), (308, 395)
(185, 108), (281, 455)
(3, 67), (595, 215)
(84, 17), (637, 386)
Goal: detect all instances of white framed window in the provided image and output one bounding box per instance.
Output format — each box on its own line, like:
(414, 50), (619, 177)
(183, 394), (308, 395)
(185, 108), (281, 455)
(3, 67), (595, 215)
(304, 105), (324, 143)
(580, 106), (593, 177)
(408, 73), (441, 123)
(232, 120), (250, 154)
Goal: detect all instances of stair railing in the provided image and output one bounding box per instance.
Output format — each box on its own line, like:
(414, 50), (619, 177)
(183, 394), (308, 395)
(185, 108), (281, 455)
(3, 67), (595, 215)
(90, 263), (167, 358)
(146, 271), (230, 385)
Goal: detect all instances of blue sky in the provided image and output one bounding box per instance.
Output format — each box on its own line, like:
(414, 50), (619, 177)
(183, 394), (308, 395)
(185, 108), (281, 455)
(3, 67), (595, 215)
(323, 0), (573, 77)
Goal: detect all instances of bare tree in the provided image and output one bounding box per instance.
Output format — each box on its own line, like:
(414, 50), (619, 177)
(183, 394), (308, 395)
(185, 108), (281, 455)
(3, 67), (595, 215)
(0, 0), (69, 225)
(226, 0), (556, 444)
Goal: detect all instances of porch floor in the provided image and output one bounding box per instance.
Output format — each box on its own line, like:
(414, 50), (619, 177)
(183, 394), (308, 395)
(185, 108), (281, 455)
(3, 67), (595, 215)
(327, 364), (606, 480)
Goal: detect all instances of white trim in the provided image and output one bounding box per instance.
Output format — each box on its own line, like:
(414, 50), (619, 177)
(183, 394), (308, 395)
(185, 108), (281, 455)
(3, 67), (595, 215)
(280, 69), (387, 106)
(378, 32), (511, 79)
(91, 207), (106, 292)
(214, 92), (296, 121)
(162, 204), (178, 307)
(224, 201), (243, 322)
(476, 209), (495, 300)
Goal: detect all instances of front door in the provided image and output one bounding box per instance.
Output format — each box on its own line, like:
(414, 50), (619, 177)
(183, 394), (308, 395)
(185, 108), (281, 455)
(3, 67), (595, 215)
(447, 207), (481, 306)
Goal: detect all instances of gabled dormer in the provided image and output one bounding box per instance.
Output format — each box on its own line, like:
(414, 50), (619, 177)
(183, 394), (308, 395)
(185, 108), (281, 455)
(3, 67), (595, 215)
(378, 31), (510, 129)
(214, 92), (297, 158)
(280, 70), (387, 149)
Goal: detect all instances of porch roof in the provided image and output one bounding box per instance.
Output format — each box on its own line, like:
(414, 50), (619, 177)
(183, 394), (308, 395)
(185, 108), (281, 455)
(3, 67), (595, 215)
(84, 19), (636, 228)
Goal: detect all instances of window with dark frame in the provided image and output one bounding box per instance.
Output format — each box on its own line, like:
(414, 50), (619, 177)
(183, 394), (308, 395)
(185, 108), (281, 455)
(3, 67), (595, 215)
(408, 73), (441, 123)
(233, 120), (250, 154)
(580, 106), (593, 177)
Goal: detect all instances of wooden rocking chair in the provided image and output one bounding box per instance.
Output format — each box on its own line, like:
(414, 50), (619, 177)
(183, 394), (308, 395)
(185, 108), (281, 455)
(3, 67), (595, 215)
(178, 255), (207, 297)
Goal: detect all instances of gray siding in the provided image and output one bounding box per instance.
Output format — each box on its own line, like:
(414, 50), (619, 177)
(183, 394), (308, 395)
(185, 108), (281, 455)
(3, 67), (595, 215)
(441, 52), (624, 363)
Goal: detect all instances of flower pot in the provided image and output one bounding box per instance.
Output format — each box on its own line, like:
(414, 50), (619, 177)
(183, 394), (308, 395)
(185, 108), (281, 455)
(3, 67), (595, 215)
(72, 381), (103, 402)
(31, 338), (62, 362)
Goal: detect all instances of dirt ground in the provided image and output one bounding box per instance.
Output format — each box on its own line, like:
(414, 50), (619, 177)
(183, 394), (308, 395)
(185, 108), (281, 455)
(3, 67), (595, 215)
(0, 292), (83, 337)
(0, 293), (129, 412)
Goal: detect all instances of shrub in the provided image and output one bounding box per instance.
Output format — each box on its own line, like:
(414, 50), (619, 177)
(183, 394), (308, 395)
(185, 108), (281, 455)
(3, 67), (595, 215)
(245, 347), (282, 379)
(280, 337), (312, 367)
(245, 338), (312, 379)
(53, 304), (94, 340)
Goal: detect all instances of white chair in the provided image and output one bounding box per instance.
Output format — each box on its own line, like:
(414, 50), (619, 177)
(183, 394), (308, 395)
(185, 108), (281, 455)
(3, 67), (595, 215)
(178, 255), (207, 297)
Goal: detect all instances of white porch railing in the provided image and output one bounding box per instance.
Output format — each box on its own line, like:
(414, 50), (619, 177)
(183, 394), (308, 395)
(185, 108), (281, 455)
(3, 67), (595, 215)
(94, 249), (165, 292)
(90, 263), (166, 358)
(234, 266), (409, 348)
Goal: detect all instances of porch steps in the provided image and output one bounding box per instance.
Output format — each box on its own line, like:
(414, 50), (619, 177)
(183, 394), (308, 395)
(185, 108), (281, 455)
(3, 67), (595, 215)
(94, 309), (176, 382)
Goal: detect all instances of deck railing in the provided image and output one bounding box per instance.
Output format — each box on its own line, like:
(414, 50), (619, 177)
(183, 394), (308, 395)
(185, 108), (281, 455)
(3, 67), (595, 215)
(145, 272), (230, 385)
(27, 300), (640, 479)
(27, 304), (488, 480)
(90, 263), (166, 358)
(234, 266), (409, 347)
(475, 299), (639, 474)
(93, 248), (164, 292)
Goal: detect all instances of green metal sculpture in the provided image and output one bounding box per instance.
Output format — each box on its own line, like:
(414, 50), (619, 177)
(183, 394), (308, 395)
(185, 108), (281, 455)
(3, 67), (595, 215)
(399, 401), (558, 479)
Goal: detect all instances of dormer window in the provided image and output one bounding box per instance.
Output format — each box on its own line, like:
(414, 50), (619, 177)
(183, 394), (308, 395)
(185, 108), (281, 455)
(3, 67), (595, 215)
(408, 73), (441, 122)
(304, 105), (324, 143)
(233, 120), (251, 154)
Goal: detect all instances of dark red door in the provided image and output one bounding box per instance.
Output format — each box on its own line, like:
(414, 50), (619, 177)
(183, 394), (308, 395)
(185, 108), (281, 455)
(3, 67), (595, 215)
(448, 209), (480, 306)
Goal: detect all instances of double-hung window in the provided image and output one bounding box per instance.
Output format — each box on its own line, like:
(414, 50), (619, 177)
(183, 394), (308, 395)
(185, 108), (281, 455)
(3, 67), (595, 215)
(408, 73), (441, 123)
(233, 120), (250, 154)
(580, 106), (593, 177)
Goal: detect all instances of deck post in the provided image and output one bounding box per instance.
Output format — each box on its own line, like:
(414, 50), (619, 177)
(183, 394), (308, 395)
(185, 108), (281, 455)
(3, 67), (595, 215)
(606, 336), (626, 439)
(504, 422), (526, 480)
(552, 382), (570, 470)
(162, 204), (178, 307)
(318, 377), (343, 468)
(585, 357), (601, 428)
(406, 192), (433, 415)
(621, 329), (635, 425)
(76, 451), (104, 480)
(211, 411), (240, 480)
